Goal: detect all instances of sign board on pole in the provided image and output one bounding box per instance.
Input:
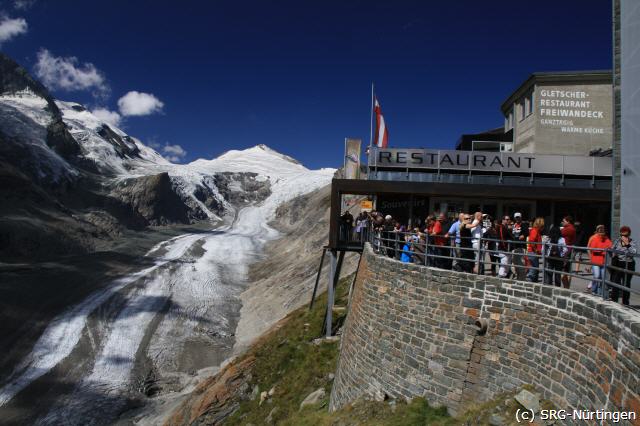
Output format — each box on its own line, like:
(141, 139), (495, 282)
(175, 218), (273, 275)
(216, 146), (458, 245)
(344, 138), (361, 179)
(360, 200), (373, 211)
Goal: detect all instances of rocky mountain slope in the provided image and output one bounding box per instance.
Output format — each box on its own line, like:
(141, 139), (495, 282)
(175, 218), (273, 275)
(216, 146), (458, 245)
(0, 53), (333, 261)
(0, 53), (341, 424)
(234, 184), (359, 354)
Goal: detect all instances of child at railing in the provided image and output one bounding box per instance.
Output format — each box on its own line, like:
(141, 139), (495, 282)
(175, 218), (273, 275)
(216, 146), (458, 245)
(400, 235), (414, 263)
(412, 228), (426, 265)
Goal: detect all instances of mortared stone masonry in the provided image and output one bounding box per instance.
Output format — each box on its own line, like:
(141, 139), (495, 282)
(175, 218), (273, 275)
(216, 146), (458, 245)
(330, 244), (640, 424)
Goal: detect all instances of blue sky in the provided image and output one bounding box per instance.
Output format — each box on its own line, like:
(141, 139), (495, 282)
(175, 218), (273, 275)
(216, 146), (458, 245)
(0, 0), (612, 168)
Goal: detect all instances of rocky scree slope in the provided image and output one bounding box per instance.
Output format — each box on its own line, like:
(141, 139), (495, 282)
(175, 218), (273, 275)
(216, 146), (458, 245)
(233, 184), (359, 354)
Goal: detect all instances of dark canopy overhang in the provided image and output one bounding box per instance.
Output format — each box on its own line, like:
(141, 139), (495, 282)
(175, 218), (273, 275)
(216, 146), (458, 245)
(328, 178), (611, 249)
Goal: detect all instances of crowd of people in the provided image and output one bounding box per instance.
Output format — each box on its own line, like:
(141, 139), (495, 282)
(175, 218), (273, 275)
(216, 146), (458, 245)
(339, 209), (637, 306)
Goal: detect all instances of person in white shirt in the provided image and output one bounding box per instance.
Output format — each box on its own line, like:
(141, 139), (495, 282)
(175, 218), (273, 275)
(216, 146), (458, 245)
(469, 211), (484, 274)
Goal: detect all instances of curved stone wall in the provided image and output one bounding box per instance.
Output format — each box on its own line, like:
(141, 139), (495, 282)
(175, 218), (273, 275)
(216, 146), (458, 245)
(330, 244), (640, 423)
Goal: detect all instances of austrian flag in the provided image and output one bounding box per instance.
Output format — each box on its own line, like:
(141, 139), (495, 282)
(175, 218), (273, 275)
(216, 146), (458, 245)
(374, 97), (389, 148)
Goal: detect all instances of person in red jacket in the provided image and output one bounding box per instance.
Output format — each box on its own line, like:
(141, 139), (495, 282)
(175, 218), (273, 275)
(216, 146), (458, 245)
(587, 224), (612, 296)
(430, 213), (450, 269)
(560, 216), (577, 288)
(526, 217), (545, 282)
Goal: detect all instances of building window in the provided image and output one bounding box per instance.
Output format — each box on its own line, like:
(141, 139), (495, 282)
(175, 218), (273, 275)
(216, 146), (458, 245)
(505, 107), (514, 130)
(519, 90), (535, 120)
(526, 91), (534, 116)
(500, 142), (513, 152)
(472, 140), (506, 152)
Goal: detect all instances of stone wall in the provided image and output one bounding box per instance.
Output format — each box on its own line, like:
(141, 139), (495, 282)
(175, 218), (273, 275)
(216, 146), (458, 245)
(330, 245), (640, 424)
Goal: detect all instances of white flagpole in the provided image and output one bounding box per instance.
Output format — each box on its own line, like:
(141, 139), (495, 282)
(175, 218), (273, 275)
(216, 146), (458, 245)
(369, 82), (375, 148)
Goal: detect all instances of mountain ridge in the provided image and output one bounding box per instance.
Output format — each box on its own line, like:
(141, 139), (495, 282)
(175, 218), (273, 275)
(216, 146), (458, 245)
(0, 52), (334, 261)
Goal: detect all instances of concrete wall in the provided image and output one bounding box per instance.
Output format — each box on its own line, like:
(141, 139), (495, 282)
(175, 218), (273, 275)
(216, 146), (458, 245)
(506, 80), (613, 156)
(612, 0), (621, 233)
(620, 0), (640, 245)
(330, 245), (640, 424)
(513, 101), (536, 153)
(533, 83), (613, 155)
(512, 83), (613, 155)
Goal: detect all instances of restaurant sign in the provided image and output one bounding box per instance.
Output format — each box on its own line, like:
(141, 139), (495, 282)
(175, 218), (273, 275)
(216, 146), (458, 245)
(369, 148), (611, 176)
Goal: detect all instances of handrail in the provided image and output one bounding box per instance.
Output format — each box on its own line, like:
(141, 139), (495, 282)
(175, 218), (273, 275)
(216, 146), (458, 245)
(346, 225), (639, 307)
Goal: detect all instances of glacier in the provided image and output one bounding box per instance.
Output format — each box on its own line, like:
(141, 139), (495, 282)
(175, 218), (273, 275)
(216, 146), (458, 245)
(0, 82), (334, 424)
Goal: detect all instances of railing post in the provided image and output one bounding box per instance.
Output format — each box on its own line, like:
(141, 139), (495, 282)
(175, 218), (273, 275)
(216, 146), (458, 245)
(325, 249), (337, 337)
(476, 235), (482, 275)
(541, 242), (546, 284)
(372, 227), (376, 252)
(603, 249), (610, 300)
(394, 232), (399, 259)
(425, 233), (429, 266)
(370, 224), (374, 248)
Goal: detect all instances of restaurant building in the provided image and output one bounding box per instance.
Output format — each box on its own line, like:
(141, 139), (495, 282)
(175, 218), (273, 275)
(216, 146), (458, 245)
(501, 70), (612, 156)
(329, 71), (614, 250)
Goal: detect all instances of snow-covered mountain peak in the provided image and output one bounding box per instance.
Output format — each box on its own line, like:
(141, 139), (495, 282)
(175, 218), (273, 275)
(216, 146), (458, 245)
(188, 144), (312, 177)
(253, 144), (302, 165)
(1, 87), (42, 101)
(57, 100), (122, 133)
(175, 144), (334, 219)
(0, 52), (336, 228)
(54, 99), (171, 174)
(0, 89), (52, 127)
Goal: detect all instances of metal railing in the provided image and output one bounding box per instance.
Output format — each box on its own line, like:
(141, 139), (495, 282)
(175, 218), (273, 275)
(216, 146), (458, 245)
(342, 225), (639, 307)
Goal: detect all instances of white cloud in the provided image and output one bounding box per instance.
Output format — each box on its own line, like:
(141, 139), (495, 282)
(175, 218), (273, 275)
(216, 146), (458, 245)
(33, 49), (109, 99)
(13, 0), (36, 10)
(162, 143), (187, 163)
(117, 91), (164, 116)
(0, 16), (27, 45)
(91, 108), (121, 127)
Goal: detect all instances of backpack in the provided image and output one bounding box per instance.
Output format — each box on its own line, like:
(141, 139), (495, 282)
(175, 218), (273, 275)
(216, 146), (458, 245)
(549, 243), (560, 258)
